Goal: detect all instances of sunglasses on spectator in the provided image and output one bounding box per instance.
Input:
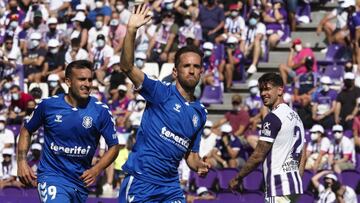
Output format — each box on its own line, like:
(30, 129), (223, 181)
(232, 101), (240, 105)
(332, 131), (343, 133)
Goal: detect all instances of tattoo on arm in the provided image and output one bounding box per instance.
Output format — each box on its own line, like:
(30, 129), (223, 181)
(238, 141), (272, 179)
(17, 129), (31, 162)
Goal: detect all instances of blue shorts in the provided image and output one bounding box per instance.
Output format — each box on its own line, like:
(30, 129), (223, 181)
(37, 181), (88, 203)
(118, 175), (185, 203)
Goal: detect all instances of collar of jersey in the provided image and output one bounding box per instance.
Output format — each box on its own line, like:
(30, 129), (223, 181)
(172, 85), (197, 105)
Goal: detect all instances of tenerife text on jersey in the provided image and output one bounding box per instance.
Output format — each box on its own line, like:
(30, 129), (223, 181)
(50, 142), (91, 157)
(160, 127), (190, 151)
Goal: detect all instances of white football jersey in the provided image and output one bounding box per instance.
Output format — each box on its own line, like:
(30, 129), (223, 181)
(259, 103), (305, 197)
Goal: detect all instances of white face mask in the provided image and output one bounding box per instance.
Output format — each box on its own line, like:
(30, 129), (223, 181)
(185, 0), (192, 6)
(135, 59), (144, 68)
(334, 132), (343, 140)
(322, 84), (330, 92)
(110, 19), (119, 26)
(203, 128), (211, 136)
(49, 48), (58, 54)
(231, 11), (239, 17)
(95, 1), (103, 8)
(184, 19), (192, 26)
(165, 3), (173, 10)
(11, 93), (19, 100)
(97, 39), (105, 47)
(295, 44), (302, 52)
(0, 123), (4, 131)
(136, 101), (146, 110)
(310, 133), (319, 141)
(49, 81), (58, 87)
(31, 40), (40, 48)
(249, 87), (259, 95)
(95, 21), (103, 29)
(116, 5), (124, 12)
(4, 82), (11, 89)
(204, 50), (212, 57)
(10, 21), (18, 29)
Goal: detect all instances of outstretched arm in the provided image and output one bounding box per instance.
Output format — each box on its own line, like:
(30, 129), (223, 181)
(120, 4), (151, 88)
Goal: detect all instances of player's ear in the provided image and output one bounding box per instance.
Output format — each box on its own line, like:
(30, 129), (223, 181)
(278, 86), (284, 96)
(65, 77), (71, 88)
(172, 67), (177, 78)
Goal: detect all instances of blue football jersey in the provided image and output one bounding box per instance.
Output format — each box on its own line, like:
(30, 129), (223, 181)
(122, 75), (207, 187)
(24, 94), (118, 193)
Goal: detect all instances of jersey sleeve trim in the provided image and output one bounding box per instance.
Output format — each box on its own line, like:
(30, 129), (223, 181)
(259, 137), (275, 143)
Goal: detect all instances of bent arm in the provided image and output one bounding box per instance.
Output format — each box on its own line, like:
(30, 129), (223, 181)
(185, 151), (205, 172)
(91, 145), (120, 172)
(17, 127), (32, 164)
(299, 145), (306, 177)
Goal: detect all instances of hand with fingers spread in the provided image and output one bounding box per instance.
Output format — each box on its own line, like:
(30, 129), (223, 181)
(128, 4), (152, 29)
(17, 161), (37, 187)
(80, 167), (101, 187)
(197, 156), (211, 177)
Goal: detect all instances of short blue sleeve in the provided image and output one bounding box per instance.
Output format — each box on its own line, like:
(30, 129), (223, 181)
(259, 112), (282, 143)
(353, 13), (360, 28)
(99, 107), (118, 147)
(101, 6), (112, 16)
(230, 137), (242, 150)
(24, 99), (45, 133)
(190, 125), (204, 152)
(140, 74), (171, 104)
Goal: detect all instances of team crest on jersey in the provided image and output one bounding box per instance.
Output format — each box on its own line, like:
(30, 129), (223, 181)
(82, 116), (93, 129)
(192, 114), (198, 128)
(262, 122), (271, 136)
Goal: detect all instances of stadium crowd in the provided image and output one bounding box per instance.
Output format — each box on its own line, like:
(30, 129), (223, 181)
(1, 0), (360, 202)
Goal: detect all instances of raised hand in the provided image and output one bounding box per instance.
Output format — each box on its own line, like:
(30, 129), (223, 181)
(128, 4), (152, 29)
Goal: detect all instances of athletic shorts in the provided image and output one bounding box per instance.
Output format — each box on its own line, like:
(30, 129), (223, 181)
(37, 181), (88, 203)
(265, 194), (299, 203)
(118, 175), (185, 203)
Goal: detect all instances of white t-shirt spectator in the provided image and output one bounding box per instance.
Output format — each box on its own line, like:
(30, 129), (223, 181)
(199, 133), (217, 158)
(65, 47), (89, 65)
(343, 186), (357, 203)
(307, 137), (331, 154)
(329, 136), (356, 163)
(90, 44), (114, 70)
(224, 16), (245, 34)
(47, 0), (71, 11)
(88, 26), (110, 47)
(0, 129), (15, 162)
(330, 8), (348, 29)
(0, 160), (17, 180)
(317, 184), (336, 203)
(119, 9), (131, 25)
(242, 22), (267, 51)
(24, 4), (49, 23)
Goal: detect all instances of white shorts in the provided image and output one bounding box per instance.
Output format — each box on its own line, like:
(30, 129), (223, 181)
(265, 195), (298, 203)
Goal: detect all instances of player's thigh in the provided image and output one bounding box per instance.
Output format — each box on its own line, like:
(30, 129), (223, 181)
(118, 175), (154, 202)
(38, 182), (70, 203)
(265, 195), (298, 203)
(161, 185), (185, 203)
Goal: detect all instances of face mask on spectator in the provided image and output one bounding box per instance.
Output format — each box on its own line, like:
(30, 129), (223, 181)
(96, 39), (105, 48)
(26, 108), (34, 115)
(136, 101), (146, 110)
(294, 44), (302, 52)
(95, 21), (103, 29)
(50, 48), (58, 54)
(204, 50), (212, 57)
(135, 59), (144, 68)
(11, 93), (19, 100)
(0, 123), (4, 131)
(9, 21), (18, 29)
(184, 18), (191, 26)
(116, 4), (124, 12)
(249, 18), (257, 26)
(49, 81), (58, 88)
(30, 40), (40, 48)
(165, 3), (173, 10)
(231, 11), (239, 17)
(49, 27), (56, 33)
(334, 132), (343, 140)
(110, 19), (119, 26)
(249, 87), (259, 95)
(344, 79), (353, 89)
(322, 84), (329, 92)
(4, 82), (11, 90)
(95, 1), (103, 8)
(185, 0), (192, 7)
(203, 128), (211, 136)
(310, 132), (319, 141)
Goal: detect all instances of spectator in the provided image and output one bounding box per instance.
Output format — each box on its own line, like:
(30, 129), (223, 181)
(0, 115), (15, 162)
(127, 94), (146, 129)
(65, 37), (89, 65)
(186, 187), (216, 203)
(178, 11), (202, 48)
(109, 11), (127, 54)
(0, 148), (22, 188)
(244, 79), (262, 132)
(115, 0), (131, 25)
(0, 97), (7, 116)
(174, 0), (199, 19)
(222, 36), (244, 90)
(305, 124), (331, 172)
(353, 98), (360, 148)
(262, 0), (288, 48)
(45, 17), (66, 47)
(198, 0), (225, 42)
(46, 0), (71, 17)
(331, 179), (357, 203)
(312, 76), (338, 129)
(47, 74), (65, 96)
(1, 35), (22, 65)
(70, 12), (88, 49)
(22, 32), (46, 83)
(89, 34), (114, 85)
(113, 134), (129, 190)
(134, 52), (147, 69)
(23, 0), (49, 24)
(329, 124), (356, 173)
(201, 42), (224, 86)
(88, 0), (112, 25)
(199, 120), (218, 158)
(3, 14), (23, 49)
(278, 38), (317, 84)
(215, 3), (244, 45)
(44, 39), (65, 79)
(22, 10), (48, 51)
(335, 72), (360, 130)
(213, 94), (250, 145)
(311, 170), (337, 203)
(7, 85), (34, 125)
(2, 0), (26, 26)
(241, 10), (266, 74)
(147, 11), (179, 64)
(28, 143), (42, 175)
(88, 14), (110, 50)
(107, 55), (127, 93)
(208, 123), (244, 168)
(109, 84), (130, 127)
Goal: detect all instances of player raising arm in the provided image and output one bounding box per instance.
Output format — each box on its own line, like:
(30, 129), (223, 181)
(118, 4), (210, 202)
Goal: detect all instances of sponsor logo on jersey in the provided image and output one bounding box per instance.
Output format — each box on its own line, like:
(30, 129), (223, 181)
(160, 127), (190, 150)
(192, 114), (198, 128)
(173, 103), (181, 113)
(54, 115), (62, 123)
(262, 122), (271, 136)
(50, 142), (91, 157)
(82, 116), (93, 128)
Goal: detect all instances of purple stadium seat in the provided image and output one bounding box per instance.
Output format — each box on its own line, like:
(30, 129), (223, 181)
(297, 192), (315, 203)
(296, 3), (312, 23)
(322, 65), (344, 81)
(86, 197), (118, 203)
(324, 44), (352, 62)
(6, 124), (21, 136)
(304, 129), (310, 142)
(217, 192), (242, 203)
(240, 191), (264, 202)
(200, 85), (223, 105)
(344, 130), (353, 138)
(195, 169), (218, 189)
(193, 200), (220, 203)
(356, 153), (360, 171)
(217, 168), (239, 190)
(24, 188), (39, 197)
(325, 129), (334, 140)
(302, 170), (314, 191)
(242, 169), (263, 192)
(1, 186), (24, 196)
(340, 169), (360, 189)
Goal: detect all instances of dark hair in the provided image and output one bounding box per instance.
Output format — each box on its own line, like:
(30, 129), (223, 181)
(71, 38), (81, 47)
(174, 45), (203, 69)
(258, 73), (284, 89)
(96, 13), (104, 18)
(65, 60), (93, 78)
(4, 35), (13, 42)
(30, 87), (43, 99)
(10, 84), (20, 91)
(331, 181), (341, 193)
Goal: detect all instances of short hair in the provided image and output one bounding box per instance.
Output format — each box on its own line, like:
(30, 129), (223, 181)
(258, 73), (284, 89)
(65, 60), (93, 78)
(96, 13), (104, 18)
(10, 84), (20, 91)
(231, 94), (242, 103)
(174, 46), (203, 69)
(71, 38), (81, 47)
